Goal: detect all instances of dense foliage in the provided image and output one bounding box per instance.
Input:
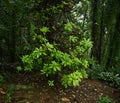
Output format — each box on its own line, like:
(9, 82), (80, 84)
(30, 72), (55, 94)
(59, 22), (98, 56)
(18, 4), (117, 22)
(0, 0), (120, 88)
(16, 0), (92, 87)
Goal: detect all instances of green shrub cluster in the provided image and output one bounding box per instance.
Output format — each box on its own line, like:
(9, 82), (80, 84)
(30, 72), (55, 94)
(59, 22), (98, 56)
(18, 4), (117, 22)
(98, 96), (114, 103)
(88, 63), (104, 79)
(88, 64), (120, 88)
(0, 75), (4, 84)
(18, 23), (92, 87)
(99, 72), (120, 88)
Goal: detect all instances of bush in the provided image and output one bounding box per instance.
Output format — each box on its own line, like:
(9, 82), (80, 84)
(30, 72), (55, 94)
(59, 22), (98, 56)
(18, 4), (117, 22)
(98, 72), (120, 88)
(88, 63), (104, 79)
(0, 75), (4, 83)
(88, 63), (120, 88)
(98, 96), (114, 103)
(18, 23), (92, 87)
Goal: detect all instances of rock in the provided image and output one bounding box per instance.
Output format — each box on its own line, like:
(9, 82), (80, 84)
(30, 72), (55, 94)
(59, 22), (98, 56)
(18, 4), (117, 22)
(0, 88), (6, 95)
(94, 89), (97, 92)
(61, 97), (70, 103)
(72, 94), (76, 98)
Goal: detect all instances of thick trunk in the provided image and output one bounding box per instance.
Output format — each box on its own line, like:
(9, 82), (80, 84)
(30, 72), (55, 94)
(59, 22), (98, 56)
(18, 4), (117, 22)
(104, 0), (120, 69)
(106, 13), (120, 68)
(99, 3), (104, 64)
(9, 10), (16, 63)
(91, 0), (101, 63)
(0, 46), (2, 67)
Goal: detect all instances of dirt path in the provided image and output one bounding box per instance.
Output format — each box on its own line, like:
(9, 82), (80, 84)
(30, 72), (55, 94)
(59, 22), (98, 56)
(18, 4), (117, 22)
(0, 74), (120, 103)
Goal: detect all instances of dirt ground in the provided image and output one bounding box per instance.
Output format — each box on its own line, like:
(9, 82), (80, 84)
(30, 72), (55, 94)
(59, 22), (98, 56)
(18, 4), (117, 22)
(0, 73), (120, 103)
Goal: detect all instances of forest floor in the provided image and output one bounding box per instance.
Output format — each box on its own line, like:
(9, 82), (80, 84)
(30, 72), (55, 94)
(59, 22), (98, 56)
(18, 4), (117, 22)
(0, 72), (120, 103)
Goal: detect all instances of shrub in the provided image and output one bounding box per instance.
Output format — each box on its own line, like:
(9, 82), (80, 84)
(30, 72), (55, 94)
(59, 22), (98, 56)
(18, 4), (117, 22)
(88, 63), (104, 79)
(18, 21), (92, 87)
(0, 74), (5, 87)
(88, 63), (120, 88)
(0, 75), (4, 83)
(98, 72), (120, 88)
(98, 96), (114, 103)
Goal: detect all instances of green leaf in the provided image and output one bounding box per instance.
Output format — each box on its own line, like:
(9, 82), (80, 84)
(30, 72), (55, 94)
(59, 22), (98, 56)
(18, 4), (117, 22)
(40, 27), (50, 35)
(64, 22), (74, 32)
(17, 66), (22, 72)
(48, 80), (54, 87)
(61, 71), (84, 88)
(69, 36), (78, 43)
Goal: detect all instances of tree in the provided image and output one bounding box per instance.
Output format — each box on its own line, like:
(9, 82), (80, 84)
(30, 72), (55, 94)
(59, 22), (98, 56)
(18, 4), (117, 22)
(17, 0), (92, 87)
(106, 5), (120, 69)
(91, 0), (120, 71)
(91, 0), (101, 64)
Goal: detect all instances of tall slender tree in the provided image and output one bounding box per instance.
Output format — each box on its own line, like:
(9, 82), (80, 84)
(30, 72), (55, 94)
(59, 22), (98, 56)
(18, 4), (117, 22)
(91, 0), (101, 63)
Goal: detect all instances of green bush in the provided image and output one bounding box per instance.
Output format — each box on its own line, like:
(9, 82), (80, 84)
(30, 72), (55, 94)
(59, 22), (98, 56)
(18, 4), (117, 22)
(18, 23), (92, 87)
(62, 70), (88, 88)
(98, 96), (114, 103)
(88, 63), (120, 88)
(98, 72), (120, 88)
(0, 75), (5, 86)
(88, 63), (104, 79)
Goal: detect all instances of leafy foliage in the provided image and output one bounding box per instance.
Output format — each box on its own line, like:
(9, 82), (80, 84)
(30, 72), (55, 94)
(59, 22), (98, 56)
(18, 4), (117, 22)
(88, 63), (120, 88)
(99, 72), (120, 88)
(12, 0), (92, 88)
(64, 22), (74, 32)
(0, 75), (5, 84)
(98, 96), (114, 103)
(1, 0), (120, 91)
(88, 63), (104, 79)
(48, 80), (54, 87)
(62, 70), (88, 88)
(19, 19), (92, 87)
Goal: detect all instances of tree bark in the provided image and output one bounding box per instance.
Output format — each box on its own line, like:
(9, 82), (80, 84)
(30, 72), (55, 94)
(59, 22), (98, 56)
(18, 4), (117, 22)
(106, 12), (120, 68)
(91, 0), (101, 63)
(9, 9), (16, 63)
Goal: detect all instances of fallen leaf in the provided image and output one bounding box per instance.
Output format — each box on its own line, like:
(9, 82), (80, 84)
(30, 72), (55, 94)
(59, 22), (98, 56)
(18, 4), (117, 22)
(61, 97), (70, 103)
(0, 88), (6, 95)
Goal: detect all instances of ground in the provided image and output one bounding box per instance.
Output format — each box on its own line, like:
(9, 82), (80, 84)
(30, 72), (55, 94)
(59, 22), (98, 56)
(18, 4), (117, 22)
(0, 72), (120, 103)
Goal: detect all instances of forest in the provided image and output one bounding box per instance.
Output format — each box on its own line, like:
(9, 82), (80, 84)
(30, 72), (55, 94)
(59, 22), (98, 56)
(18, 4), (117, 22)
(0, 0), (120, 103)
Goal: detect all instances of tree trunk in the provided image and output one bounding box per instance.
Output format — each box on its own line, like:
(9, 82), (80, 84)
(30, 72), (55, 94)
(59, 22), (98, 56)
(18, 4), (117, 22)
(91, 0), (101, 63)
(9, 9), (16, 63)
(106, 12), (120, 68)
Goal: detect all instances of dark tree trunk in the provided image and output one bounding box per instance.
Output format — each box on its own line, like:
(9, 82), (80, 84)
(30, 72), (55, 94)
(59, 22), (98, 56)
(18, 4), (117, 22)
(0, 46), (2, 69)
(99, 0), (105, 64)
(106, 12), (120, 68)
(9, 9), (16, 63)
(91, 0), (101, 63)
